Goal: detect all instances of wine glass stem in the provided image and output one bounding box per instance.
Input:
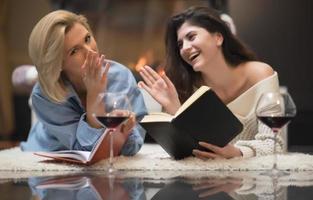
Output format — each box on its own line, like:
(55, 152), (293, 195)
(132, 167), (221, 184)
(272, 129), (279, 172)
(109, 129), (114, 173)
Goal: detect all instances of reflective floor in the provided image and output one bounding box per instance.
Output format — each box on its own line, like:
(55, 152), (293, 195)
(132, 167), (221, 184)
(1, 171), (313, 200)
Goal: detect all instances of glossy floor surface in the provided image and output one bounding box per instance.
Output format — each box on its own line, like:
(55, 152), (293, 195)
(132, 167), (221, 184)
(1, 170), (313, 200)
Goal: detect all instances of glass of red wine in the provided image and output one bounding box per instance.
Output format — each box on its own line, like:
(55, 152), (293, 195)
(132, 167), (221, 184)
(255, 91), (296, 177)
(93, 92), (131, 174)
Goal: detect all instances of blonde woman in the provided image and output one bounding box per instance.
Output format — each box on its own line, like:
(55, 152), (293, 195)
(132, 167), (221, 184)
(21, 10), (147, 157)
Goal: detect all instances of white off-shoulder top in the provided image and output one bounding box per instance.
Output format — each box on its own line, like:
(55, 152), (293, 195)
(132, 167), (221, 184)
(227, 72), (284, 158)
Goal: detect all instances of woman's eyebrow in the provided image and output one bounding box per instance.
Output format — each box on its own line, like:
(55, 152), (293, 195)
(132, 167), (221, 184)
(178, 30), (194, 40)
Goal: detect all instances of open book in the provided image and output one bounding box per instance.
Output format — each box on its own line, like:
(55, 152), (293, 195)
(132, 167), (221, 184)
(140, 86), (243, 160)
(34, 129), (109, 165)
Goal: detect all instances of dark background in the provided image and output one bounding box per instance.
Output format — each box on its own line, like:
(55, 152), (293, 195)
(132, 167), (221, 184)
(228, 0), (313, 151)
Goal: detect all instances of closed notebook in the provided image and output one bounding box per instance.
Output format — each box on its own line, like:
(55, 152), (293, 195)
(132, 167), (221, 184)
(140, 86), (243, 160)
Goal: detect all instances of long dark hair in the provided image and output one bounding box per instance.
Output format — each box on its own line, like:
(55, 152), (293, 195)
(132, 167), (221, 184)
(165, 6), (257, 102)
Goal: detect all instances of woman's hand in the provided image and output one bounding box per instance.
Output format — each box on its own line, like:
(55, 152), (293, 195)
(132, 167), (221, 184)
(138, 65), (180, 115)
(82, 51), (110, 128)
(111, 113), (136, 155)
(192, 142), (242, 159)
(111, 110), (136, 138)
(81, 51), (109, 97)
(119, 112), (136, 137)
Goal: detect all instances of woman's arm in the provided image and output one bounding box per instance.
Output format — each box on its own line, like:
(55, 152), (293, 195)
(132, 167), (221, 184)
(27, 61), (147, 156)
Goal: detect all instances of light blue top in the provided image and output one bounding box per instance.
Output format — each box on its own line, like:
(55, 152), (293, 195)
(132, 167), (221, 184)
(20, 60), (147, 156)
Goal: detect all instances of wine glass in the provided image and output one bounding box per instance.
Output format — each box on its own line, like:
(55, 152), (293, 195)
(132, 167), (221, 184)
(93, 92), (131, 174)
(255, 91), (296, 177)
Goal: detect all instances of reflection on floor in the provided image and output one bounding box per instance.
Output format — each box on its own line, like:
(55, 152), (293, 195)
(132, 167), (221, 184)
(2, 171), (313, 200)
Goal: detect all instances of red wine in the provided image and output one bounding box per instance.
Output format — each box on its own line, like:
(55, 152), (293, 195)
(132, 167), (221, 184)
(258, 116), (293, 129)
(96, 116), (129, 128)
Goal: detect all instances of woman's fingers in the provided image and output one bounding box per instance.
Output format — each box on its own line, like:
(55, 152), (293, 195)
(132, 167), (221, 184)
(89, 52), (97, 76)
(192, 143), (224, 159)
(144, 65), (161, 81)
(162, 72), (176, 91)
(138, 81), (153, 95)
(81, 58), (88, 80)
(103, 57), (110, 74)
(198, 188), (223, 198)
(85, 51), (91, 75)
(85, 51), (103, 78)
(98, 54), (105, 67)
(95, 53), (104, 76)
(192, 149), (221, 159)
(101, 59), (110, 85)
(196, 142), (242, 159)
(138, 65), (163, 86)
(120, 113), (135, 134)
(199, 142), (222, 155)
(192, 183), (216, 191)
(139, 67), (155, 86)
(161, 72), (172, 86)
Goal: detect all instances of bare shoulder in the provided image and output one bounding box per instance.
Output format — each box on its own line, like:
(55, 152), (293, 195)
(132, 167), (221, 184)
(243, 61), (274, 84)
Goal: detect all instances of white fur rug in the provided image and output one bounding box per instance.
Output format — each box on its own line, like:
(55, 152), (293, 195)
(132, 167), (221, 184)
(1, 144), (313, 179)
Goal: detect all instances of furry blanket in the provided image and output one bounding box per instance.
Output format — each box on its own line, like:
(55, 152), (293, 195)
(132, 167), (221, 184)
(1, 144), (313, 179)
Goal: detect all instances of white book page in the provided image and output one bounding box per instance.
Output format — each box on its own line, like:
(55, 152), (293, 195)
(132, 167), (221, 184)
(174, 86), (210, 117)
(36, 150), (90, 162)
(140, 112), (174, 123)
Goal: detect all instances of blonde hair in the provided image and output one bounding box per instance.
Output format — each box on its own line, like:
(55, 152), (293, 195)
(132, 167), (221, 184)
(28, 10), (92, 103)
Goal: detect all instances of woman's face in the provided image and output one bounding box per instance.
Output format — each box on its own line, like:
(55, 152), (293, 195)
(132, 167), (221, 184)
(62, 22), (98, 92)
(177, 22), (223, 72)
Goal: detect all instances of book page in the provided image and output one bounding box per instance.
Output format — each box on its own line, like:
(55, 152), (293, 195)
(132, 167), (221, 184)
(35, 150), (90, 162)
(174, 86), (210, 117)
(140, 112), (174, 123)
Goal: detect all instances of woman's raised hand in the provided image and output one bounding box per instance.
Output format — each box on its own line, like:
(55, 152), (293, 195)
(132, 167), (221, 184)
(81, 51), (109, 96)
(81, 51), (110, 128)
(138, 65), (181, 115)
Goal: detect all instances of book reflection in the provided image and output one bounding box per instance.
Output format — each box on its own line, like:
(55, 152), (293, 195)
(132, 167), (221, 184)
(28, 174), (145, 200)
(26, 172), (309, 200)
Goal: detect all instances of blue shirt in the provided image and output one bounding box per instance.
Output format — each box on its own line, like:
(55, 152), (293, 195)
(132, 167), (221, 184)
(20, 60), (147, 156)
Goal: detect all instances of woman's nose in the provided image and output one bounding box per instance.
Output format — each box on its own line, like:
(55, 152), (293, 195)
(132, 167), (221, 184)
(182, 41), (192, 52)
(181, 42), (192, 56)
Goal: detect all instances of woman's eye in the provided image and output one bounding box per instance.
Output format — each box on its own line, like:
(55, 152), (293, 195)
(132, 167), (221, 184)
(188, 34), (195, 41)
(70, 48), (78, 56)
(85, 35), (91, 43)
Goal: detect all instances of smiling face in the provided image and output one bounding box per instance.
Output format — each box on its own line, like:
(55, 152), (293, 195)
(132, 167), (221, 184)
(177, 22), (223, 72)
(62, 22), (98, 92)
